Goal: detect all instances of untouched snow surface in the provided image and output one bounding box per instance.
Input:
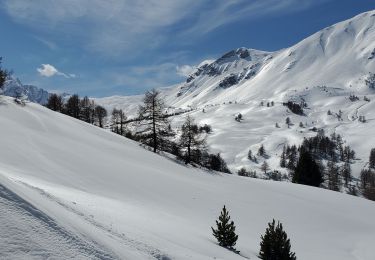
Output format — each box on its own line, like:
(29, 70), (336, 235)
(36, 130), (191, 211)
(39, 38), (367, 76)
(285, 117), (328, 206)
(0, 97), (375, 259)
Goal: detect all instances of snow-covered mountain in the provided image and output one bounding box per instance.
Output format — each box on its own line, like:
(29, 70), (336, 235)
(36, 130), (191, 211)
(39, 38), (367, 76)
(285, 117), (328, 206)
(1, 96), (375, 259)
(2, 76), (51, 104)
(96, 10), (375, 177)
(166, 10), (375, 107)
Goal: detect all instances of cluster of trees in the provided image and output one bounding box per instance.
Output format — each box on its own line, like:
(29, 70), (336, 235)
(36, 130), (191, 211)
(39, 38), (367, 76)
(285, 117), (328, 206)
(46, 94), (108, 127)
(111, 108), (128, 136)
(245, 145), (289, 181)
(260, 101), (275, 107)
(300, 131), (355, 163)
(247, 145), (267, 163)
(279, 130), (373, 196)
(349, 94), (359, 101)
(212, 205), (296, 259)
(282, 101), (305, 115)
(109, 89), (229, 173)
(279, 134), (375, 200)
(237, 167), (257, 178)
(47, 89), (229, 173)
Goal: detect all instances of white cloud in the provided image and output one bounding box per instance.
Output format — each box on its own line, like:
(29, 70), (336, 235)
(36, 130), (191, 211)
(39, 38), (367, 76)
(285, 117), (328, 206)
(176, 65), (195, 77)
(2, 0), (330, 57)
(37, 64), (75, 78)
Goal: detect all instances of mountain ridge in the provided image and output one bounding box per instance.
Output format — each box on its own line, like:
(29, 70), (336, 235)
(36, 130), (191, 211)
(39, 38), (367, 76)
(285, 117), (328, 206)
(95, 10), (375, 177)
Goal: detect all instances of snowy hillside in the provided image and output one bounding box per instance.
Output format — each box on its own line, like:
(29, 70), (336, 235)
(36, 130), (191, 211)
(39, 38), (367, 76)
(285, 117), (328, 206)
(2, 93), (375, 259)
(96, 10), (375, 177)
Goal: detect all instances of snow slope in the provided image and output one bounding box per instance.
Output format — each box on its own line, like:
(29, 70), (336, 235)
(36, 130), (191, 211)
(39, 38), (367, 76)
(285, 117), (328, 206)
(96, 10), (375, 177)
(1, 96), (375, 259)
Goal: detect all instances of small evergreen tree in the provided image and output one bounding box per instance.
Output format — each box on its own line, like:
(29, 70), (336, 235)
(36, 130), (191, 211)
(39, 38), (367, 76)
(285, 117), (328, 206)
(248, 149), (253, 161)
(258, 144), (266, 157)
(208, 153), (231, 173)
(292, 151), (323, 187)
(259, 219), (296, 260)
(280, 146), (287, 168)
(211, 205), (238, 250)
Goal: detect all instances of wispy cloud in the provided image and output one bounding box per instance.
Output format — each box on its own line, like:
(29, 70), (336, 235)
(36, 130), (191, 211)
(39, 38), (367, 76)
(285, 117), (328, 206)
(176, 65), (195, 77)
(2, 0), (330, 58)
(37, 64), (75, 78)
(34, 36), (58, 50)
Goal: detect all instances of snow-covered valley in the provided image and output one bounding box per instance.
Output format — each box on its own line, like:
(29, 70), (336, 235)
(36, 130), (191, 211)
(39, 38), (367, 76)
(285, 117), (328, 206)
(1, 96), (375, 259)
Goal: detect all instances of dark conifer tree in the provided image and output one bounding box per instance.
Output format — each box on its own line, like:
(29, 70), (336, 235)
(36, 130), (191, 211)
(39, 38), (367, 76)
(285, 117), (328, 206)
(211, 205), (238, 250)
(259, 219), (296, 260)
(46, 94), (63, 112)
(248, 149), (253, 161)
(341, 162), (352, 187)
(327, 161), (341, 191)
(64, 94), (80, 119)
(292, 151), (323, 187)
(369, 148), (375, 169)
(258, 144), (266, 157)
(285, 117), (291, 128)
(280, 146), (287, 168)
(208, 153), (231, 173)
(286, 145), (297, 170)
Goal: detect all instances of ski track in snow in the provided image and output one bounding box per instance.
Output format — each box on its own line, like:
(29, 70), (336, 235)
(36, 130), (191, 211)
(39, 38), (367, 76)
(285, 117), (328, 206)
(0, 183), (116, 260)
(15, 180), (171, 260)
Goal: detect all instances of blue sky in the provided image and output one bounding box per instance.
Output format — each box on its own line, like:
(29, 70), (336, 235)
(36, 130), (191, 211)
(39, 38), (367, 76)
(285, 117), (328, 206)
(0, 0), (374, 97)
